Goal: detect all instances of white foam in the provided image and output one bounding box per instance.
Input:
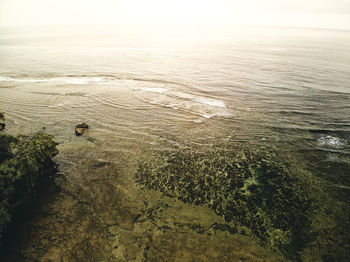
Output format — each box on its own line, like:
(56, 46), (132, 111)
(318, 135), (344, 147)
(0, 76), (15, 82)
(0, 75), (106, 85)
(172, 92), (226, 108)
(326, 153), (341, 162)
(140, 87), (168, 94)
(0, 76), (45, 83)
(194, 97), (226, 108)
(49, 77), (105, 85)
(134, 87), (230, 119)
(193, 119), (204, 123)
(201, 114), (211, 118)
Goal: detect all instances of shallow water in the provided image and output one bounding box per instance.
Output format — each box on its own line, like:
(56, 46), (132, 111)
(0, 25), (349, 261)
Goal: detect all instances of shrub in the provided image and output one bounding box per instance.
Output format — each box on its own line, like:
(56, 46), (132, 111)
(0, 132), (58, 244)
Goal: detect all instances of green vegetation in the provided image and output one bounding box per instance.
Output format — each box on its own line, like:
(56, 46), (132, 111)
(135, 148), (350, 261)
(0, 113), (58, 245)
(0, 113), (5, 130)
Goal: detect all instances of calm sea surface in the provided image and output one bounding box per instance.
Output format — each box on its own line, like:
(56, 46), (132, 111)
(0, 26), (349, 261)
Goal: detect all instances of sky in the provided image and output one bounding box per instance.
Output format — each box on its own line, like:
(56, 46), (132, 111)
(0, 0), (349, 30)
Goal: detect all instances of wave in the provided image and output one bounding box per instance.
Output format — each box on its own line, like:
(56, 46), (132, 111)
(135, 87), (229, 120)
(0, 74), (188, 87)
(140, 87), (168, 94)
(317, 135), (345, 147)
(175, 93), (226, 108)
(0, 75), (107, 85)
(1, 74), (230, 120)
(140, 88), (226, 108)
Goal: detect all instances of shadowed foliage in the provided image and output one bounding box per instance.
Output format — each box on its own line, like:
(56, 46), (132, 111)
(0, 122), (58, 245)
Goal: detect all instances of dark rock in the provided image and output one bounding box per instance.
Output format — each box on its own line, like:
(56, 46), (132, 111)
(0, 123), (5, 131)
(75, 128), (85, 136)
(76, 123), (89, 129)
(75, 123), (89, 136)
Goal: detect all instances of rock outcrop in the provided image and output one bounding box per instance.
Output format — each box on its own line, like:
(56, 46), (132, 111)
(75, 123), (89, 136)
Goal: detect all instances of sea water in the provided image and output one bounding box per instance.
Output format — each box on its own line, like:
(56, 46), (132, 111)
(0, 25), (349, 261)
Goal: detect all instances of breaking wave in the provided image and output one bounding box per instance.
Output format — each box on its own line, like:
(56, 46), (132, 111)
(135, 87), (229, 119)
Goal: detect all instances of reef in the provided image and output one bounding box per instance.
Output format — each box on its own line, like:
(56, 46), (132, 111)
(135, 147), (350, 261)
(0, 115), (58, 246)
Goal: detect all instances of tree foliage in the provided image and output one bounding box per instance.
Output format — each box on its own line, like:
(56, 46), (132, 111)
(0, 131), (58, 244)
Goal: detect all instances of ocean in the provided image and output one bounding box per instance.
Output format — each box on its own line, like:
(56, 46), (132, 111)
(0, 25), (349, 261)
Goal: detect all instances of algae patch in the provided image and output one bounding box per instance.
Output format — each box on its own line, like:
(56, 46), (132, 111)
(135, 147), (349, 261)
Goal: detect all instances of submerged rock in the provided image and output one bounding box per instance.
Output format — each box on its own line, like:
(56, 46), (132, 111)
(76, 123), (89, 129)
(75, 128), (86, 136)
(75, 123), (89, 136)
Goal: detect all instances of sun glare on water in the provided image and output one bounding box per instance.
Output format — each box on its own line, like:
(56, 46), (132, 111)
(0, 0), (349, 30)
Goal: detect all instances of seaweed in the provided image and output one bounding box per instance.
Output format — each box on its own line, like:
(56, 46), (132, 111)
(135, 147), (349, 261)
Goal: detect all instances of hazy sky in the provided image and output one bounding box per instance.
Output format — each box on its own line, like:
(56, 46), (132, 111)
(0, 0), (349, 30)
